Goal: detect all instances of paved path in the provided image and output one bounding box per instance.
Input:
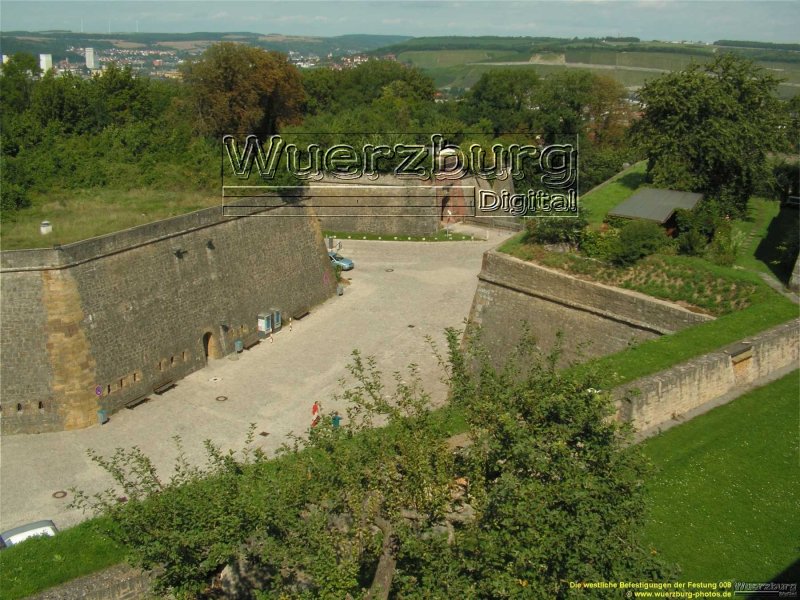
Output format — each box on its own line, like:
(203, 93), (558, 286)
(0, 229), (510, 531)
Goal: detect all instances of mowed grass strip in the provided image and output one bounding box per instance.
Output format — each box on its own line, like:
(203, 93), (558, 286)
(580, 161), (647, 227)
(579, 291), (797, 385)
(499, 237), (798, 386)
(733, 197), (799, 284)
(0, 518), (127, 600)
(641, 371), (800, 583)
(0, 189), (219, 250)
(323, 229), (480, 242)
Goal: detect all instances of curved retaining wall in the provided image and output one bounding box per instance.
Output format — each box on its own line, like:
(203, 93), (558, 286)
(0, 203), (336, 434)
(466, 250), (713, 367)
(615, 318), (800, 437)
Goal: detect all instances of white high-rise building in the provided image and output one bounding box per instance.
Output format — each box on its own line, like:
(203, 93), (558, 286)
(85, 47), (97, 70)
(39, 54), (53, 73)
(1, 55), (9, 65)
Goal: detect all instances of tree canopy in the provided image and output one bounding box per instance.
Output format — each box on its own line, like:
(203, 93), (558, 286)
(72, 332), (672, 598)
(180, 42), (305, 138)
(631, 54), (786, 216)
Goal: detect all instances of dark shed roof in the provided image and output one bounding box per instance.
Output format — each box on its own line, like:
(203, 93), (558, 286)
(608, 188), (703, 224)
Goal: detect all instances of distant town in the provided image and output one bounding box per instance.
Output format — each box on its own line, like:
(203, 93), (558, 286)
(1, 43), (393, 79)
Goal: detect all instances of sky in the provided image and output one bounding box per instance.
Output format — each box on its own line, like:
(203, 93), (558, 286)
(0, 1), (798, 44)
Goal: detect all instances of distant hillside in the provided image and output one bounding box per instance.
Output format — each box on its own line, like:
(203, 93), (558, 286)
(375, 35), (800, 64)
(0, 31), (413, 61)
(373, 36), (715, 56)
(372, 35), (800, 99)
(714, 40), (800, 52)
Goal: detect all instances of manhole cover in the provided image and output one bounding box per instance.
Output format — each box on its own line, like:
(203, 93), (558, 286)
(259, 431), (269, 437)
(385, 268), (394, 272)
(209, 376), (221, 383)
(52, 491), (67, 499)
(216, 395), (228, 402)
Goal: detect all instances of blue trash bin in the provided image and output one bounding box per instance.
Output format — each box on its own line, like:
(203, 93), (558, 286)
(234, 339), (244, 353)
(97, 409), (109, 425)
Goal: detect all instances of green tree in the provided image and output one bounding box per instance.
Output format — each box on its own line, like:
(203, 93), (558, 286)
(339, 59), (435, 109)
(631, 54), (785, 216)
(401, 330), (674, 598)
(29, 71), (96, 134)
(783, 95), (800, 154)
(462, 69), (541, 136)
(180, 42), (305, 138)
(91, 63), (157, 127)
(73, 333), (670, 598)
(535, 70), (594, 142)
(584, 75), (631, 147)
(301, 67), (339, 115)
(0, 53), (40, 116)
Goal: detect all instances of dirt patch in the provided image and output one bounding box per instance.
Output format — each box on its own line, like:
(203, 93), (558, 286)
(155, 40), (213, 50)
(105, 39), (147, 49)
(258, 34), (322, 43)
(529, 53), (566, 64)
(674, 300), (712, 315)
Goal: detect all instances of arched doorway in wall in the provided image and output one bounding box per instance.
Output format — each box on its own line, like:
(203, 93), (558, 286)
(202, 331), (221, 363)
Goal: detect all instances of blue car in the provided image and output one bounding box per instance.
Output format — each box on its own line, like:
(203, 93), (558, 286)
(329, 251), (354, 271)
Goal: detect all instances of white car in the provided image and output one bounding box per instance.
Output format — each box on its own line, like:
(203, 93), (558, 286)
(0, 520), (58, 549)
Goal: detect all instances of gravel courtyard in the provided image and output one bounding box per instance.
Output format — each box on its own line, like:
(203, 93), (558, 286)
(0, 229), (509, 531)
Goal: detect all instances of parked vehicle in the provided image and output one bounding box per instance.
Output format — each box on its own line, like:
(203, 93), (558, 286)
(329, 251), (354, 271)
(0, 520), (58, 549)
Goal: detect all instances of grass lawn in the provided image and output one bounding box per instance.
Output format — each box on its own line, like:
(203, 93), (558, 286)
(324, 229), (481, 242)
(0, 188), (219, 250)
(576, 288), (797, 386)
(500, 233), (780, 317)
(580, 161), (647, 227)
(500, 234), (798, 386)
(0, 518), (127, 600)
(733, 197), (799, 284)
(642, 371), (800, 583)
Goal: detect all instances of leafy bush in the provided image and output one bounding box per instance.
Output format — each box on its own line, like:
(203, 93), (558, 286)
(602, 214), (630, 230)
(70, 337), (671, 598)
(612, 219), (670, 265)
(0, 182), (29, 214)
(706, 220), (746, 267)
(525, 214), (588, 246)
(581, 227), (620, 260)
(676, 227), (707, 256)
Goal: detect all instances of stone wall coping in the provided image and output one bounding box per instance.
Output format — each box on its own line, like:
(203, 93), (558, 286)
(0, 196), (290, 273)
(482, 249), (713, 329)
(615, 318), (799, 393)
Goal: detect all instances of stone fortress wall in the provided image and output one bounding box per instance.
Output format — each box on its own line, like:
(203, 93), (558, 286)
(1, 202), (336, 434)
(465, 248), (799, 438)
(615, 318), (799, 437)
(466, 249), (713, 367)
(306, 171), (524, 236)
